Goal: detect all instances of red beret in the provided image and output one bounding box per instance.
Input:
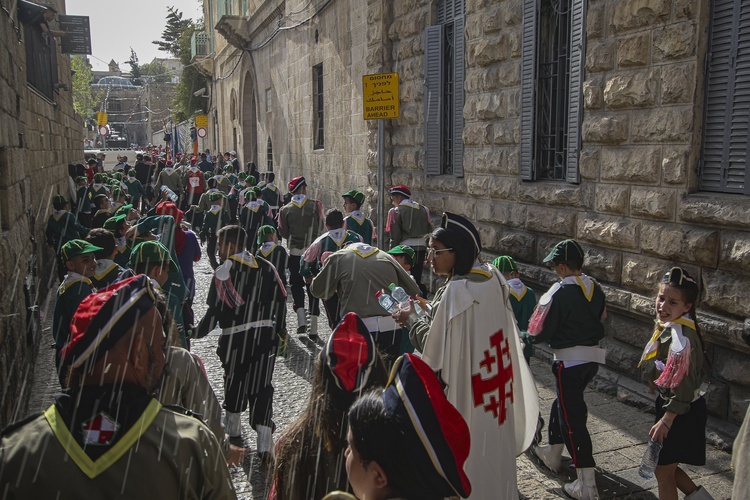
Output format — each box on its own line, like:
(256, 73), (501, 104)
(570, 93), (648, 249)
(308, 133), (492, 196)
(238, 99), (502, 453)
(288, 176), (306, 193)
(389, 185), (411, 197)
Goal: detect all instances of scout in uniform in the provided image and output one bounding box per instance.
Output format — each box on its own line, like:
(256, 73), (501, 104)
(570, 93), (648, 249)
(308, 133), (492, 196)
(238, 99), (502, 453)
(74, 176), (92, 228)
(46, 194), (90, 281)
(278, 176), (324, 337)
(261, 172), (282, 220)
(103, 214), (133, 268)
(200, 192), (231, 269)
(301, 209), (362, 331)
(86, 228), (127, 289)
(184, 159), (206, 207)
(52, 239), (100, 386)
(86, 173), (110, 212)
(155, 160), (184, 204)
(256, 225), (289, 356)
(240, 188), (274, 252)
(196, 225), (287, 461)
(385, 185), (432, 295)
(528, 239), (607, 499)
(493, 255), (537, 363)
(342, 189), (375, 245)
(310, 241), (420, 366)
(0, 275), (236, 498)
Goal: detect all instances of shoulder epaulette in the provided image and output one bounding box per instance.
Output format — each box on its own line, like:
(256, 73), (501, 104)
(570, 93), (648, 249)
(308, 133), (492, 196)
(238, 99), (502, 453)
(0, 412), (43, 437)
(161, 404), (205, 423)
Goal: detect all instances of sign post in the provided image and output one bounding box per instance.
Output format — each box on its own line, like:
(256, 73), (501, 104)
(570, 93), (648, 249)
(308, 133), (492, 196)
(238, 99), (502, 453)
(363, 72), (399, 249)
(58, 15), (92, 55)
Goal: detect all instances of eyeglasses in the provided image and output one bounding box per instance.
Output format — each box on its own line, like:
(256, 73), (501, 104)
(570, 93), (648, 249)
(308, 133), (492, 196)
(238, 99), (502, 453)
(427, 247), (453, 256)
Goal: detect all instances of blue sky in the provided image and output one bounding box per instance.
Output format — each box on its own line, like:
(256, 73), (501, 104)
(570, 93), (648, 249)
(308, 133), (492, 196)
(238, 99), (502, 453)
(65, 0), (203, 71)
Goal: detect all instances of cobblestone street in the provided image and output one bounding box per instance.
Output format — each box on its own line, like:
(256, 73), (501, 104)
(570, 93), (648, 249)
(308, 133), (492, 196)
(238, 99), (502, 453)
(28, 249), (736, 499)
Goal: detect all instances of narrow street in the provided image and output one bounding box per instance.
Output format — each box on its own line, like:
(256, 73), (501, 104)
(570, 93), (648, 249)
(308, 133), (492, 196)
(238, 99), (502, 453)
(27, 249), (736, 499)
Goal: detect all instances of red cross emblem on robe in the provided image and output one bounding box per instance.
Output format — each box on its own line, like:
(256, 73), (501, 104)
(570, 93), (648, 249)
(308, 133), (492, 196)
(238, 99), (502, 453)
(81, 412), (120, 446)
(471, 329), (514, 424)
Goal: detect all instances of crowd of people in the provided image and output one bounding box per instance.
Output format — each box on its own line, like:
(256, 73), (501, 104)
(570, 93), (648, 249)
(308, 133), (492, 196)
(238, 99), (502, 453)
(0, 149), (746, 500)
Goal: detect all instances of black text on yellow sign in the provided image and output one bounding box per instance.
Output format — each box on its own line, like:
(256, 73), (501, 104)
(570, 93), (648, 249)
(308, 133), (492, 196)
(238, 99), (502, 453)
(363, 73), (400, 120)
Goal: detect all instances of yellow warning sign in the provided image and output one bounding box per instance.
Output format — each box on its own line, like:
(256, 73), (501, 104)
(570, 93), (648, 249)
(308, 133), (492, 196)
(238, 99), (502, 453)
(97, 112), (108, 126)
(363, 73), (399, 120)
(195, 114), (208, 128)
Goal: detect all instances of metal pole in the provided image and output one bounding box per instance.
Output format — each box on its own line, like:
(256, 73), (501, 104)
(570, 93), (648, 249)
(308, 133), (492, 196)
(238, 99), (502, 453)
(377, 119), (385, 249)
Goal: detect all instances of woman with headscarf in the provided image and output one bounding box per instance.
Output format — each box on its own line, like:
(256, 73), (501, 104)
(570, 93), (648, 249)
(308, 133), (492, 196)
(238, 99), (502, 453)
(395, 212), (539, 499)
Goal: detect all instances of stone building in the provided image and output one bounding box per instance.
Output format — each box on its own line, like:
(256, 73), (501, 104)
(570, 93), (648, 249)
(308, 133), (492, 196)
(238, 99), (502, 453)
(0, 0), (82, 427)
(201, 0), (750, 425)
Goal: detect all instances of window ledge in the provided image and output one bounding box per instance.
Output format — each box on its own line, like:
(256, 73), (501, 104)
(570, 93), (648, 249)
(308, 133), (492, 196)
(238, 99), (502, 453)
(26, 84), (57, 107)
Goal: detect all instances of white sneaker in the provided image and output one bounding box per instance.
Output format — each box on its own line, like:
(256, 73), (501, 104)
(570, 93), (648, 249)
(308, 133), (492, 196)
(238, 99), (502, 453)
(532, 443), (564, 473)
(308, 315), (319, 340)
(256, 424), (274, 464)
(296, 308), (306, 334)
(685, 486), (714, 500)
(564, 467), (599, 500)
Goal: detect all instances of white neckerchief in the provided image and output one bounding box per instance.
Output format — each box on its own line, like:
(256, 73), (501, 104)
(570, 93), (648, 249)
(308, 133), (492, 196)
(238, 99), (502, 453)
(92, 183), (103, 190)
(399, 198), (420, 209)
(291, 194), (307, 204)
(507, 277), (527, 294)
(52, 209), (67, 220)
(260, 241), (277, 256)
(328, 228), (346, 245)
(190, 166), (199, 173)
(348, 210), (365, 224)
(164, 167), (174, 175)
(560, 274), (594, 302)
(209, 204), (222, 214)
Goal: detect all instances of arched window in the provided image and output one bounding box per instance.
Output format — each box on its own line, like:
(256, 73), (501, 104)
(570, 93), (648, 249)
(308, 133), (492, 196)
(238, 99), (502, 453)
(267, 137), (273, 171)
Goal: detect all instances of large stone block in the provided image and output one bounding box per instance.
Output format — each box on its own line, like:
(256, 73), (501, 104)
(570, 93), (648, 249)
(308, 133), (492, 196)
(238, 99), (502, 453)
(471, 32), (518, 66)
(631, 107), (692, 143)
(601, 284), (631, 309)
(466, 175), (490, 197)
(476, 199), (526, 228)
(578, 214), (640, 250)
(587, 2), (606, 39)
(621, 253), (675, 294)
(595, 184), (630, 215)
(662, 146), (690, 185)
(601, 146), (661, 183)
(611, 0), (670, 33)
(463, 122), (491, 145)
(719, 232), (750, 273)
(481, 6), (503, 34)
(617, 34), (650, 67)
(488, 176), (518, 200)
(610, 313), (652, 349)
(604, 69), (659, 109)
(630, 187), (675, 220)
(526, 205), (577, 235)
(640, 222), (719, 267)
(496, 229), (536, 260)
(492, 120), (518, 145)
(661, 63), (695, 104)
(679, 195), (750, 229)
(474, 93), (502, 120)
(653, 22), (696, 62)
(714, 348), (750, 388)
(602, 338), (641, 376)
(582, 114), (629, 144)
(501, 0), (522, 27)
(584, 77), (603, 110)
(478, 223), (502, 252)
(586, 40), (616, 73)
(579, 148), (601, 181)
(584, 245), (622, 284)
(518, 182), (590, 209)
(631, 292), (657, 316)
(703, 380), (729, 419)
(702, 269), (750, 318)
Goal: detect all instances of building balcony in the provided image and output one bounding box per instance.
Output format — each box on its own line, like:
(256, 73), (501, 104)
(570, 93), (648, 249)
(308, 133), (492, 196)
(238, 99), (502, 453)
(190, 31), (213, 75)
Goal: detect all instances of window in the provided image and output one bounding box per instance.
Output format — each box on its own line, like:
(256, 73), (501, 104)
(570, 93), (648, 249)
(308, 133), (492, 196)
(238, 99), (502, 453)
(267, 137), (274, 171)
(520, 0), (585, 183)
(19, 3), (59, 101)
(107, 99), (122, 112)
(699, 0), (750, 195)
(424, 0), (465, 177)
(313, 64), (324, 150)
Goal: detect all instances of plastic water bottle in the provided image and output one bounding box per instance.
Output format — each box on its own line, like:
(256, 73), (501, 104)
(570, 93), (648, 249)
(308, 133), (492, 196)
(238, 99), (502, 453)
(375, 291), (400, 314)
(638, 438), (663, 479)
(388, 283), (425, 317)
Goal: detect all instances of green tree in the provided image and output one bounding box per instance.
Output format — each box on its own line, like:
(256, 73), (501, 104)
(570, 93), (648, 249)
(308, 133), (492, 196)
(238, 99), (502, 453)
(140, 60), (172, 83)
(125, 47), (142, 84)
(154, 7), (207, 122)
(70, 55), (103, 120)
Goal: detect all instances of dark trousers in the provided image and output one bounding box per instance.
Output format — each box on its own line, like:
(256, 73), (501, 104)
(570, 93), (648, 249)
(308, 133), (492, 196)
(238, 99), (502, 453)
(548, 361), (598, 468)
(206, 234), (219, 269)
(222, 348), (276, 429)
(411, 249), (427, 296)
(288, 254), (320, 315)
(322, 293), (340, 329)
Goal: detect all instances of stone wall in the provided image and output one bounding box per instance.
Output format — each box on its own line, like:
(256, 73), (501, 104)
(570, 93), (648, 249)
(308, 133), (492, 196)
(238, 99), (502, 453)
(363, 0), (750, 425)
(0, 0), (82, 427)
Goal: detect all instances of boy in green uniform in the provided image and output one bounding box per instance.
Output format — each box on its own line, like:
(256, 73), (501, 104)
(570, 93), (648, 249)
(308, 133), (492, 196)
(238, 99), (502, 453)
(103, 214), (132, 268)
(386, 185), (432, 295)
(256, 225), (289, 355)
(201, 192), (231, 269)
(73, 176), (92, 228)
(529, 239), (607, 499)
(86, 228), (127, 289)
(52, 239), (101, 387)
(261, 172), (282, 220)
(239, 189), (274, 252)
(46, 194), (90, 281)
(342, 189), (375, 245)
(493, 255), (537, 363)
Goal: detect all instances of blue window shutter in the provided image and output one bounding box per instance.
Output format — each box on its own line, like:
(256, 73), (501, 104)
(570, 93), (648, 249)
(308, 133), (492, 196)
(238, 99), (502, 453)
(424, 24), (444, 176)
(453, 17), (465, 178)
(566, 0), (586, 184)
(519, 0), (537, 181)
(701, 0), (750, 194)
